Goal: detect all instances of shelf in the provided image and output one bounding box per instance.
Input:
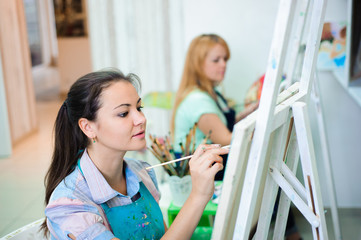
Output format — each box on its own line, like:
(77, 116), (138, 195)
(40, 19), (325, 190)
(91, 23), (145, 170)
(332, 68), (361, 107)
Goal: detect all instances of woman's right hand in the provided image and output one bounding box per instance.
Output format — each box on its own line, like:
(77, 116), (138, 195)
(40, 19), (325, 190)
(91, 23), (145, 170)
(188, 144), (229, 201)
(162, 144), (229, 239)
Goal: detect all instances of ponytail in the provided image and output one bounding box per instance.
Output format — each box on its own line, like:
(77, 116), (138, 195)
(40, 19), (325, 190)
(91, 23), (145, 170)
(40, 101), (87, 236)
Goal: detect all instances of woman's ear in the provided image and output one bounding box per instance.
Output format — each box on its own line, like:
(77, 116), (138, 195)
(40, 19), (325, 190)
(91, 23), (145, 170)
(78, 118), (96, 139)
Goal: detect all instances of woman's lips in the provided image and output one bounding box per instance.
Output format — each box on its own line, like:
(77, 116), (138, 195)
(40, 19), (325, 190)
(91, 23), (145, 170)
(133, 131), (145, 138)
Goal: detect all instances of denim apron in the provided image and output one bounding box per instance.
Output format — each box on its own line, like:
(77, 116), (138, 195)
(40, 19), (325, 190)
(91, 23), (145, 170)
(214, 91), (236, 180)
(77, 161), (165, 240)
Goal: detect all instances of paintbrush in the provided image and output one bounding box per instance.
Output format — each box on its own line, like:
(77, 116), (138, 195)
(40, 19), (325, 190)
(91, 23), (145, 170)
(146, 145), (231, 170)
(179, 142), (185, 156)
(201, 130), (212, 144)
(191, 122), (197, 153)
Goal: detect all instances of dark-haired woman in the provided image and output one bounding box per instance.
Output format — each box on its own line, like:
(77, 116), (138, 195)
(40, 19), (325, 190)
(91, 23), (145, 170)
(42, 69), (228, 240)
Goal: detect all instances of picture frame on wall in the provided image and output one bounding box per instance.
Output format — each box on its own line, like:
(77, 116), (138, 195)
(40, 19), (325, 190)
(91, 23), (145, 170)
(53, 0), (87, 37)
(317, 22), (347, 71)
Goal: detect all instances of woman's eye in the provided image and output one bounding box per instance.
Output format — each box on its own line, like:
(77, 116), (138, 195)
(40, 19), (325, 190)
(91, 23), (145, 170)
(137, 106), (144, 112)
(118, 112), (128, 117)
(213, 58), (219, 63)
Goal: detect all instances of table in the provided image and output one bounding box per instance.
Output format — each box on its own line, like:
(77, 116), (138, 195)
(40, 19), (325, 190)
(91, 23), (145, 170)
(167, 200), (218, 239)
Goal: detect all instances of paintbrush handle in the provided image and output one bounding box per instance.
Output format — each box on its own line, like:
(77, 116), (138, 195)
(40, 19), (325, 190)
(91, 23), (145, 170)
(146, 145), (230, 170)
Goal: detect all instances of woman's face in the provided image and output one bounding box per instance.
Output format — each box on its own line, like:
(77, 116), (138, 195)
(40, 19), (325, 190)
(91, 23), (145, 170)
(202, 43), (228, 85)
(92, 81), (146, 152)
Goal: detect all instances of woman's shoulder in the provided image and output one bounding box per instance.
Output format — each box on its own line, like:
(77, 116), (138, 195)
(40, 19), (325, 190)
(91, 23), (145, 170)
(124, 158), (150, 171)
(185, 88), (213, 100)
(180, 89), (215, 109)
(49, 168), (88, 202)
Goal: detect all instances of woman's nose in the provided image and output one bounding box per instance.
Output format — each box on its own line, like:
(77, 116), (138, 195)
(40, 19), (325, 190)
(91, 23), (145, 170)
(133, 110), (146, 126)
(220, 59), (227, 67)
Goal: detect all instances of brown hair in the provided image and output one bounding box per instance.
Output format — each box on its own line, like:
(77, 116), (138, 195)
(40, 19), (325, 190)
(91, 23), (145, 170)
(170, 34), (230, 135)
(41, 68), (141, 236)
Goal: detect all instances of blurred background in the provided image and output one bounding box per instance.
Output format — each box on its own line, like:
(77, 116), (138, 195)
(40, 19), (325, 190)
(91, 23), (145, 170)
(0, 0), (360, 238)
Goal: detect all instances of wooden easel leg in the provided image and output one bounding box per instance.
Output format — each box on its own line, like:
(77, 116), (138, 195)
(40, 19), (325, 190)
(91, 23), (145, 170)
(312, 73), (342, 240)
(293, 102), (328, 239)
(273, 124), (301, 239)
(255, 116), (293, 240)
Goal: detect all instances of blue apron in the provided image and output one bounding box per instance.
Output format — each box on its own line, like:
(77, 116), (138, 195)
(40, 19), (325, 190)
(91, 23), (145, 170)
(78, 161), (165, 239)
(214, 90), (236, 132)
(214, 91), (236, 180)
(174, 91), (236, 180)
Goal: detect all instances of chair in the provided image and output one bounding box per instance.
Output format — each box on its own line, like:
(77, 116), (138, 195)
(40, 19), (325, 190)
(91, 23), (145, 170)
(142, 91), (175, 137)
(142, 91), (175, 110)
(1, 218), (48, 240)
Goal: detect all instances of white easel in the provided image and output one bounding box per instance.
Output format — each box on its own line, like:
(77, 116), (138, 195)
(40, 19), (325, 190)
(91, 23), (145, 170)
(311, 71), (342, 240)
(285, 0), (342, 238)
(212, 0), (332, 239)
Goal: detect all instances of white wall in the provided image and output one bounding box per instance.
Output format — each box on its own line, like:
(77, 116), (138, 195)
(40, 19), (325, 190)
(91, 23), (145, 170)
(309, 71), (361, 208)
(182, 0), (279, 104)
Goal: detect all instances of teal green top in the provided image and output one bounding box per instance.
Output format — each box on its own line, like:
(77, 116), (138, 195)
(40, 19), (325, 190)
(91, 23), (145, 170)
(173, 89), (227, 153)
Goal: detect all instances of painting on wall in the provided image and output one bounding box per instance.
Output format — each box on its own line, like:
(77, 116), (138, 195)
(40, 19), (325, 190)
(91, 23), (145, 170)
(23, 0), (43, 66)
(53, 0), (87, 37)
(317, 22), (346, 71)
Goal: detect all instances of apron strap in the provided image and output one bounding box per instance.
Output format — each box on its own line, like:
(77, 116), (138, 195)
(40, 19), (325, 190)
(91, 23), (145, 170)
(214, 90), (236, 131)
(125, 159), (160, 203)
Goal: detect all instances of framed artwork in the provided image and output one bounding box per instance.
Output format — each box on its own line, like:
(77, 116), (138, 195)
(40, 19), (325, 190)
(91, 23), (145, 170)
(317, 22), (347, 71)
(23, 0), (43, 66)
(53, 0), (87, 37)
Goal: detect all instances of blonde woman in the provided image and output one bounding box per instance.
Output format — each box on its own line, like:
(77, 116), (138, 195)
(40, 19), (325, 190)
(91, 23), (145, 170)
(171, 34), (257, 180)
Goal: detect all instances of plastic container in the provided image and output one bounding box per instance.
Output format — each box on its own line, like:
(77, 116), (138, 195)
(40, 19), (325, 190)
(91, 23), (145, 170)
(168, 175), (192, 207)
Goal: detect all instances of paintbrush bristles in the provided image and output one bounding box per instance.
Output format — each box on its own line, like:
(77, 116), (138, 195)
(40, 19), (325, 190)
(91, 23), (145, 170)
(147, 122), (200, 176)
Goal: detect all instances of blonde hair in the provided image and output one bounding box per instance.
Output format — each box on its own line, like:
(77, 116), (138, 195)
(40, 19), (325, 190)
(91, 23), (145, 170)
(170, 34), (230, 136)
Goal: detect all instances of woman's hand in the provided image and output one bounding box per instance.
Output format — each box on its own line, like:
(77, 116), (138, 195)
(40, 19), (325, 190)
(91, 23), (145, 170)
(188, 144), (229, 201)
(162, 144), (229, 239)
(236, 101), (259, 122)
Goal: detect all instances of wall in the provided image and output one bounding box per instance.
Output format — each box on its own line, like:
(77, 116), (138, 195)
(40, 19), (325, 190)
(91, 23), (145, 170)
(183, 0), (279, 104)
(57, 37), (92, 94)
(309, 71), (361, 208)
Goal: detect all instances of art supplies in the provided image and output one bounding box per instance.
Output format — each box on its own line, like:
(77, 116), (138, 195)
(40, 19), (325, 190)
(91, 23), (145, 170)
(147, 122), (200, 177)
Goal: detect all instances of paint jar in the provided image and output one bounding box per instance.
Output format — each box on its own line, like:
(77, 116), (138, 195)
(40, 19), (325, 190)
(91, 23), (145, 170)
(168, 175), (192, 207)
